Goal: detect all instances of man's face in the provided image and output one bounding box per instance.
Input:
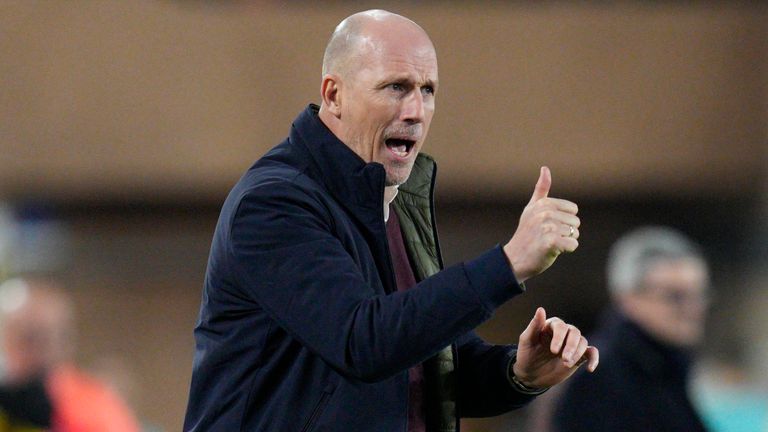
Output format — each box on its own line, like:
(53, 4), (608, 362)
(622, 258), (710, 348)
(337, 33), (438, 186)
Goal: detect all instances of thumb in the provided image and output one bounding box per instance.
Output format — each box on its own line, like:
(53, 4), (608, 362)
(528, 166), (551, 204)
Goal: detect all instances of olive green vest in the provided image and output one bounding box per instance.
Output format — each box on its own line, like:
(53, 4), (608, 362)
(392, 154), (458, 432)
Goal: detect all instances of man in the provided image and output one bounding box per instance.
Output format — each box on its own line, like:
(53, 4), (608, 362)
(549, 226), (710, 431)
(0, 277), (140, 431)
(184, 10), (598, 431)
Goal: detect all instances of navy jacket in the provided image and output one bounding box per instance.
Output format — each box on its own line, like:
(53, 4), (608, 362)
(184, 105), (537, 431)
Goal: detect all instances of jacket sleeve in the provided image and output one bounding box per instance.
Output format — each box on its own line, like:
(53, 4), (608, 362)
(226, 180), (524, 383)
(456, 332), (543, 417)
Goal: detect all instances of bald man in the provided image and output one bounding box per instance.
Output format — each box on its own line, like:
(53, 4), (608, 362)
(184, 10), (597, 431)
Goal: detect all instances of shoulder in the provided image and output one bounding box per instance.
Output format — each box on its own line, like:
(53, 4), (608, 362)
(217, 137), (327, 212)
(232, 161), (328, 215)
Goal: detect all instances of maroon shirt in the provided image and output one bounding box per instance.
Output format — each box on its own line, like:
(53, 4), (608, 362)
(385, 207), (426, 432)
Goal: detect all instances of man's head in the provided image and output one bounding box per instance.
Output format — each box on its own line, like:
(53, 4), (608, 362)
(0, 278), (75, 383)
(318, 10), (438, 186)
(607, 226), (710, 348)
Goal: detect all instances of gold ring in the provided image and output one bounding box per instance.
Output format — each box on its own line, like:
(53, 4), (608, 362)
(568, 225), (575, 238)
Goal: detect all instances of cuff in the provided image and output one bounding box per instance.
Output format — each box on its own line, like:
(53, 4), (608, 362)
(463, 245), (526, 312)
(506, 351), (549, 395)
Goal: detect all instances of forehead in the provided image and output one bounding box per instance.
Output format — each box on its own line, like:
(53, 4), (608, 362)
(355, 28), (438, 81)
(644, 258), (708, 290)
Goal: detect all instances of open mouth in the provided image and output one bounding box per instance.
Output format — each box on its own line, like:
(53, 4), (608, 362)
(385, 138), (416, 158)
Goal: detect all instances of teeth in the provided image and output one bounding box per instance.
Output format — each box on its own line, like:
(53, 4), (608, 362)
(390, 145), (407, 157)
(386, 139), (410, 157)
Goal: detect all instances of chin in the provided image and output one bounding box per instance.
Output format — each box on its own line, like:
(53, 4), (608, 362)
(385, 165), (416, 186)
(385, 172), (411, 186)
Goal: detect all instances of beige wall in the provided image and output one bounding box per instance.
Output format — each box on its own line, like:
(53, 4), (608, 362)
(1, 2), (765, 202)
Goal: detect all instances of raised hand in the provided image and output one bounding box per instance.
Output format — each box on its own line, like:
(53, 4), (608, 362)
(512, 307), (599, 389)
(503, 167), (579, 282)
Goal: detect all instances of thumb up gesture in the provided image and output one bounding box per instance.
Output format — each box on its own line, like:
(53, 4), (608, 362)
(503, 167), (580, 283)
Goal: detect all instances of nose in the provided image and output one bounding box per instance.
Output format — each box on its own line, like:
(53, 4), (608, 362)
(400, 90), (425, 124)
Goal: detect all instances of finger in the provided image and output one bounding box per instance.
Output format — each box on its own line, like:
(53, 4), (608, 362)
(521, 307), (547, 342)
(546, 317), (567, 355)
(535, 210), (579, 230)
(559, 224), (579, 240)
(561, 325), (582, 364)
(543, 198), (578, 215)
(585, 346), (599, 372)
(537, 216), (579, 237)
(553, 212), (580, 228)
(557, 237), (579, 254)
(568, 336), (588, 368)
(528, 166), (551, 205)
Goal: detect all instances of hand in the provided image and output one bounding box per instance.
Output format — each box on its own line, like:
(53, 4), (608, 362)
(512, 307), (599, 389)
(503, 167), (579, 282)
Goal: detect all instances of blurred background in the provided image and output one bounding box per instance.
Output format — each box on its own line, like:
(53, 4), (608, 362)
(0, 1), (765, 430)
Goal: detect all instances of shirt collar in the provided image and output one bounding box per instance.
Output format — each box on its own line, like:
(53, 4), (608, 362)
(383, 186), (399, 222)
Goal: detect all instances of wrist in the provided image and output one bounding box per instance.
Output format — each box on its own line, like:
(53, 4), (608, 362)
(511, 362), (534, 387)
(502, 244), (531, 283)
(509, 356), (548, 394)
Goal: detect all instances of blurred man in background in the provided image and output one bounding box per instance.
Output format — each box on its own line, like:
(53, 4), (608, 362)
(546, 226), (710, 431)
(0, 277), (140, 432)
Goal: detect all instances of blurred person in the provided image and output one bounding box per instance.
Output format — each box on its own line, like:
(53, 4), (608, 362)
(0, 277), (140, 432)
(546, 226), (710, 431)
(185, 9), (599, 432)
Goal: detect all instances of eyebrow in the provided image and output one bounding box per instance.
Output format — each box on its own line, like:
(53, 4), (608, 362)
(376, 76), (439, 89)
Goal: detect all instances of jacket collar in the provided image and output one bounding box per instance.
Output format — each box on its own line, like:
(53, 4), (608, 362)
(290, 104), (386, 215)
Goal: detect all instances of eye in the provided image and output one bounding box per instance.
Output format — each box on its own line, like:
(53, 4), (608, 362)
(421, 85), (435, 96)
(390, 83), (405, 92)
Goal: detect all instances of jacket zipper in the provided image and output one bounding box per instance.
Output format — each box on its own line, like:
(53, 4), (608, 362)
(428, 161), (444, 271)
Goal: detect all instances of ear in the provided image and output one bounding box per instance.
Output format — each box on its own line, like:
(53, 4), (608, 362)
(320, 74), (342, 118)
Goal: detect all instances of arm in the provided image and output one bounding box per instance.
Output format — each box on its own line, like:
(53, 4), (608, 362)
(227, 180), (522, 382)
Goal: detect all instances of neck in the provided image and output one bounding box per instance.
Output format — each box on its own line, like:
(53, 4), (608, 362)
(318, 104), (344, 144)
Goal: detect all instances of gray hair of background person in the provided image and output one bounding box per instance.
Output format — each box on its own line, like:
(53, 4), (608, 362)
(606, 226), (706, 297)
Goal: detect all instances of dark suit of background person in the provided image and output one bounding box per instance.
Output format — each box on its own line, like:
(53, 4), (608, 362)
(184, 10), (597, 432)
(549, 226), (710, 432)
